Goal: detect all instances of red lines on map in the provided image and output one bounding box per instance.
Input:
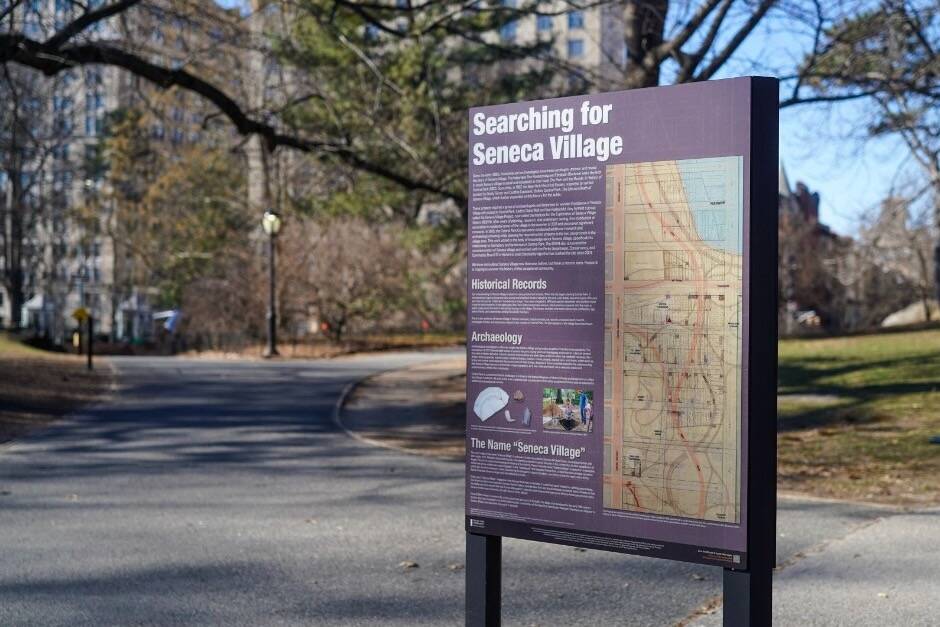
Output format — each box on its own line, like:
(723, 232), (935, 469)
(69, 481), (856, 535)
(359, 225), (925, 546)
(603, 158), (742, 525)
(635, 161), (709, 518)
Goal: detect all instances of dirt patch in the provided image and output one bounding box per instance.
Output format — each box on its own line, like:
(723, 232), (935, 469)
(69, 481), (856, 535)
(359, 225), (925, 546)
(342, 358), (466, 460)
(0, 345), (111, 444)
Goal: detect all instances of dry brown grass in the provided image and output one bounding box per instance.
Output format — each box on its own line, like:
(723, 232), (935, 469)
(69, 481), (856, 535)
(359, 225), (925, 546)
(0, 335), (111, 443)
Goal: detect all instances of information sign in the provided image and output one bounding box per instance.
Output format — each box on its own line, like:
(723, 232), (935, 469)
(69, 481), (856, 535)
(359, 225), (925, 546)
(465, 77), (778, 573)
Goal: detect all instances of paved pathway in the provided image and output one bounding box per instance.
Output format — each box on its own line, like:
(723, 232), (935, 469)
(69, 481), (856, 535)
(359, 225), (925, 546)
(1, 351), (936, 626)
(690, 504), (940, 626)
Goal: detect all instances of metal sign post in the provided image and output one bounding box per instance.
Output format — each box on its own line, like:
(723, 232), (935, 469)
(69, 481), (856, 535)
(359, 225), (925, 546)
(86, 314), (94, 371)
(466, 533), (501, 627)
(72, 307), (93, 371)
(720, 75), (778, 627)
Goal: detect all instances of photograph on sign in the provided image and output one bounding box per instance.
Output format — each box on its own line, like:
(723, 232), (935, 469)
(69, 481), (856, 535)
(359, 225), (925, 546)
(465, 77), (776, 569)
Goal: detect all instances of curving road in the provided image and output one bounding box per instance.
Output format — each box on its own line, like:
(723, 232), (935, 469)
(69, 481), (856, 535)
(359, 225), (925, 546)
(0, 351), (916, 626)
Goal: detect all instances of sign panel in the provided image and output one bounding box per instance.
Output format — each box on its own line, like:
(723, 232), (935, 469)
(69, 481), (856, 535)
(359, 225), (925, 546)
(465, 77), (777, 569)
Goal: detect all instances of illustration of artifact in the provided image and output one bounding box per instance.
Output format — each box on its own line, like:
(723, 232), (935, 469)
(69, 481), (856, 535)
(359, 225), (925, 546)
(505, 410), (515, 423)
(521, 407), (531, 427)
(513, 390), (525, 402)
(473, 387), (509, 421)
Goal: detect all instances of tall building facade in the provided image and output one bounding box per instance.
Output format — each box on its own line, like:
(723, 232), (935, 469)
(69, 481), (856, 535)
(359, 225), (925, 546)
(2, 0), (630, 339)
(1, 0), (248, 342)
(499, 2), (627, 90)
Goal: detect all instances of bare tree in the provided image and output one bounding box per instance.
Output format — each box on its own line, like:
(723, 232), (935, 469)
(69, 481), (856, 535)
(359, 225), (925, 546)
(859, 190), (935, 321)
(1, 0), (872, 219)
(0, 62), (70, 329)
(796, 1), (940, 300)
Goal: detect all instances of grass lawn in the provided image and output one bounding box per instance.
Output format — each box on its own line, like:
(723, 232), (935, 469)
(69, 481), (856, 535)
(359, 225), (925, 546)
(778, 327), (940, 505)
(0, 334), (111, 443)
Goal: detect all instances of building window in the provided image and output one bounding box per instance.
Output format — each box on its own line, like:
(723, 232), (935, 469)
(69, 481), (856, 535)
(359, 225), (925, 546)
(86, 68), (103, 86)
(53, 95), (73, 112)
(24, 17), (42, 38)
(567, 38), (584, 58)
(537, 15), (553, 31)
(52, 171), (72, 192)
(85, 115), (99, 135)
(55, 116), (74, 135)
(86, 91), (103, 111)
(568, 10), (584, 29)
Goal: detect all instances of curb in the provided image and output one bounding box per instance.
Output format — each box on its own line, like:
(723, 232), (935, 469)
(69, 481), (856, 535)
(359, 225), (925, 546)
(330, 358), (466, 462)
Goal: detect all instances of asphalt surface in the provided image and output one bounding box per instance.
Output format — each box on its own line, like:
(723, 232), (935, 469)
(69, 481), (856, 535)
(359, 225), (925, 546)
(0, 350), (934, 626)
(690, 504), (940, 627)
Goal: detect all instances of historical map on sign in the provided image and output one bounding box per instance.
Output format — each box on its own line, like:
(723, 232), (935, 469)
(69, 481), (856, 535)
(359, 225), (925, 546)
(603, 157), (743, 524)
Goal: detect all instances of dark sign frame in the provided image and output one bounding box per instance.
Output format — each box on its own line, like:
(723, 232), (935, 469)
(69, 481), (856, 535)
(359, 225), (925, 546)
(465, 77), (778, 626)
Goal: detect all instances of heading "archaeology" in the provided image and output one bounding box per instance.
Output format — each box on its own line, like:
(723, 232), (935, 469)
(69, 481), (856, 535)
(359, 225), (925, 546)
(470, 331), (523, 346)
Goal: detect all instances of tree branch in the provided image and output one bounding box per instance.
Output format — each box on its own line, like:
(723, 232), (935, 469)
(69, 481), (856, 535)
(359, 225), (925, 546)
(693, 0), (777, 81)
(778, 88), (881, 108)
(0, 33), (466, 207)
(654, 0), (724, 62)
(675, 0), (733, 82)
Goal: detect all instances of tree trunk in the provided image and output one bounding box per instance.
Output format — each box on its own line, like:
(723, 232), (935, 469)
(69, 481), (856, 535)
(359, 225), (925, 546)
(934, 188), (940, 308)
(622, 1), (669, 88)
(933, 240), (940, 309)
(3, 166), (25, 329)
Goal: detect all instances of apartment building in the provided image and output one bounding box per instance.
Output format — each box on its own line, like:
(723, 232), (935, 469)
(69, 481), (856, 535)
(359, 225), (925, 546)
(498, 2), (628, 91)
(1, 0), (248, 342)
(2, 0), (630, 339)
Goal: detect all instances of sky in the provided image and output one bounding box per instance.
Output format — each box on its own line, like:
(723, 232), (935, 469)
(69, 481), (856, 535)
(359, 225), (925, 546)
(709, 4), (912, 237)
(214, 1), (912, 236)
(776, 106), (909, 236)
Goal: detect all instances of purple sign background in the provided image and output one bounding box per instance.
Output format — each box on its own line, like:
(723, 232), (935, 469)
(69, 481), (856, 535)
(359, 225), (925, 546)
(466, 78), (759, 568)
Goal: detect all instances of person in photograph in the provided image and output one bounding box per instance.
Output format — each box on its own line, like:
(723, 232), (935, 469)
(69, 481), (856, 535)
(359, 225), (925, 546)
(584, 399), (593, 432)
(579, 390), (588, 425)
(563, 397), (575, 421)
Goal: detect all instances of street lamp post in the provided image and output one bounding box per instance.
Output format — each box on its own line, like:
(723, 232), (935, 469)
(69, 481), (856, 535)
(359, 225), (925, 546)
(261, 210), (282, 358)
